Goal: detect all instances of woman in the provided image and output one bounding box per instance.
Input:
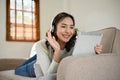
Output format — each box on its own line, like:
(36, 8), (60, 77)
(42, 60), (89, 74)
(15, 12), (102, 80)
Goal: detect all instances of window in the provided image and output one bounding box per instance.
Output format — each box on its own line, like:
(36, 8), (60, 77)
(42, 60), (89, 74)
(6, 0), (40, 42)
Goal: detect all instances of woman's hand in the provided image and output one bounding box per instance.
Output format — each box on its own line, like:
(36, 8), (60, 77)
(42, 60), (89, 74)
(46, 30), (61, 63)
(46, 30), (60, 51)
(94, 44), (102, 54)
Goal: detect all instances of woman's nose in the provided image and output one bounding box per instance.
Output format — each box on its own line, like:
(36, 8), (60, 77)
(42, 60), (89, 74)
(65, 27), (70, 33)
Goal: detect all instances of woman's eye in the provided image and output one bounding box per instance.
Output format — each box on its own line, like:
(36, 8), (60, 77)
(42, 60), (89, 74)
(61, 26), (66, 28)
(70, 26), (74, 29)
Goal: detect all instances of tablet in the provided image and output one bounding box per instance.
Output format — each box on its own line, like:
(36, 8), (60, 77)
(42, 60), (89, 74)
(72, 32), (103, 56)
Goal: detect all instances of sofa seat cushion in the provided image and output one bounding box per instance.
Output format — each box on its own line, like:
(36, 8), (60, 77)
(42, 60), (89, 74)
(0, 70), (36, 80)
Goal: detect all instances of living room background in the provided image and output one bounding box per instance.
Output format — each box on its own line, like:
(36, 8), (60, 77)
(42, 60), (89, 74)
(0, 0), (120, 58)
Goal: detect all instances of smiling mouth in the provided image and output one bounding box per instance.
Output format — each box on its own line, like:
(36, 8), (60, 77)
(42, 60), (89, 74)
(63, 35), (70, 39)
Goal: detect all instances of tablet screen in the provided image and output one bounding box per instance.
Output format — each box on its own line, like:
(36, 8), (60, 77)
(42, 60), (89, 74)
(72, 32), (103, 56)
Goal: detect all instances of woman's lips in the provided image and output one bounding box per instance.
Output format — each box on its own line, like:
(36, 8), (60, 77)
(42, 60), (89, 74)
(63, 34), (70, 38)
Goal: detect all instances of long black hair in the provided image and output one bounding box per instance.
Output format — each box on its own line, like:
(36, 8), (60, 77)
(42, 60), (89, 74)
(45, 12), (77, 52)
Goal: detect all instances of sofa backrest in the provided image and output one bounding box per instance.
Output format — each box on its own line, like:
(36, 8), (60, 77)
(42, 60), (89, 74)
(96, 27), (116, 53)
(112, 29), (120, 54)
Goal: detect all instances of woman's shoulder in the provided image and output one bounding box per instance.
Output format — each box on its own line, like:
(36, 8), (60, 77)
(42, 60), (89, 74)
(34, 39), (46, 47)
(36, 39), (46, 44)
(35, 39), (51, 56)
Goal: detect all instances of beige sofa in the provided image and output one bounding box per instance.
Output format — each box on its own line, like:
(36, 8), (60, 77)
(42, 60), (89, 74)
(57, 27), (120, 80)
(0, 27), (120, 80)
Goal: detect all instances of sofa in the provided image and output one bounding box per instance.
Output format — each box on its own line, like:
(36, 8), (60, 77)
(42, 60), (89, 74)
(0, 27), (120, 80)
(57, 27), (120, 80)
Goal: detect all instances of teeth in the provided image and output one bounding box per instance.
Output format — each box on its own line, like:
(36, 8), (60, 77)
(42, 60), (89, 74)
(62, 34), (71, 39)
(64, 35), (69, 38)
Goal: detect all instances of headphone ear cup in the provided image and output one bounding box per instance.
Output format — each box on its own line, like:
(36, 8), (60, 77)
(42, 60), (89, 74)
(51, 25), (54, 32)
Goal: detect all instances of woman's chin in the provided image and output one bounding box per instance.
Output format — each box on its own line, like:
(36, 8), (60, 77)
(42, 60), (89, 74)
(63, 39), (70, 43)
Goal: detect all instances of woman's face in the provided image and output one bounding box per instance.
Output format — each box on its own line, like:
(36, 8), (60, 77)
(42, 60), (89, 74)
(56, 17), (75, 44)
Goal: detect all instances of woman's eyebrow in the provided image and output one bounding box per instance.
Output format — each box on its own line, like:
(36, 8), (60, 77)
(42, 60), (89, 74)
(61, 23), (67, 26)
(61, 23), (73, 26)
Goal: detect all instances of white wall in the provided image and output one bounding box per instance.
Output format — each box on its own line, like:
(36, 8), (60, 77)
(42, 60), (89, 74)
(0, 0), (120, 58)
(69, 0), (120, 31)
(40, 0), (65, 39)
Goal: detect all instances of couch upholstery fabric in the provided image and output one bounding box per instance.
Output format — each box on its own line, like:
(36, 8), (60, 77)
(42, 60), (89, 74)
(0, 58), (26, 71)
(96, 27), (116, 53)
(57, 54), (120, 80)
(112, 29), (120, 53)
(0, 70), (36, 80)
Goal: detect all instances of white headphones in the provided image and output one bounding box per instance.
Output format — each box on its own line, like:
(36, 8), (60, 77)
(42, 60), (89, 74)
(50, 18), (55, 32)
(50, 25), (54, 32)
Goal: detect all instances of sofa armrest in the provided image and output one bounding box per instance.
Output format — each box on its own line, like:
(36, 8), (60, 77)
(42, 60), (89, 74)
(0, 58), (26, 71)
(57, 54), (120, 80)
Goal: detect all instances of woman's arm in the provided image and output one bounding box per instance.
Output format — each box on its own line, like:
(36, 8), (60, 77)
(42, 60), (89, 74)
(35, 40), (59, 76)
(46, 30), (61, 63)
